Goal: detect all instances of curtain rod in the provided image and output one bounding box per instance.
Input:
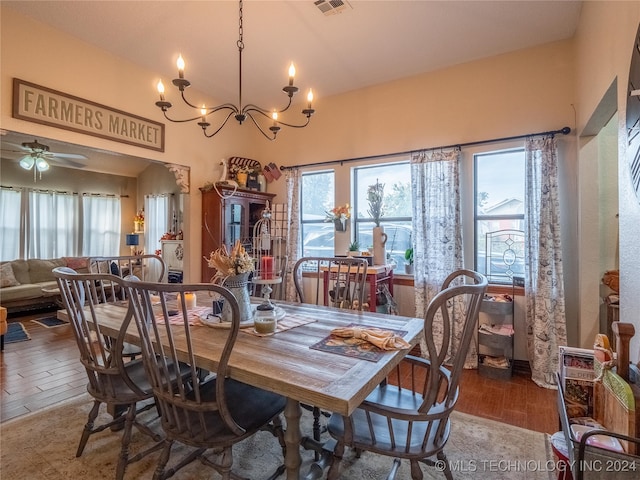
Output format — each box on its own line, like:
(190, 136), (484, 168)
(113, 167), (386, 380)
(279, 126), (571, 171)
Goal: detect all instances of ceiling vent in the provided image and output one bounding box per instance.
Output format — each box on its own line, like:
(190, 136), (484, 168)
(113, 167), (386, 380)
(314, 0), (352, 16)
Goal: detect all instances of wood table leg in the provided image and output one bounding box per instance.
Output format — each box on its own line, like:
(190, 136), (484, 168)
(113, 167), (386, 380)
(284, 397), (302, 480)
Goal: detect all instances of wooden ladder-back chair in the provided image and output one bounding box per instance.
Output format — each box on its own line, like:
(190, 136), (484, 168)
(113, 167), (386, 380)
(326, 269), (488, 480)
(123, 279), (287, 480)
(53, 267), (171, 480)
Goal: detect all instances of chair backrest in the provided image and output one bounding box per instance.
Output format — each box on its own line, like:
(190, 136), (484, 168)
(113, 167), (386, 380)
(292, 256), (368, 310)
(88, 255), (166, 301)
(421, 269), (488, 413)
(123, 279), (247, 437)
(53, 267), (145, 400)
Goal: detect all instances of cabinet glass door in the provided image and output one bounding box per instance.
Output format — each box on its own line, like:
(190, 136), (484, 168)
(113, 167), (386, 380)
(226, 202), (244, 249)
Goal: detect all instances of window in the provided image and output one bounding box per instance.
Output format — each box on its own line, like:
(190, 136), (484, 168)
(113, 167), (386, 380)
(0, 188), (22, 261)
(300, 170), (335, 258)
(353, 162), (412, 272)
(82, 195), (121, 256)
(474, 149), (525, 283)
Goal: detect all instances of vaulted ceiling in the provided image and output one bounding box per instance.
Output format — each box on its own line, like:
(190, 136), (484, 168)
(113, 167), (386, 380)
(2, 1), (583, 176)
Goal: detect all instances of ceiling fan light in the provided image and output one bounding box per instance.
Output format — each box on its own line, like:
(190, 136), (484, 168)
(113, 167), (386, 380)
(19, 155), (35, 170)
(35, 157), (50, 172)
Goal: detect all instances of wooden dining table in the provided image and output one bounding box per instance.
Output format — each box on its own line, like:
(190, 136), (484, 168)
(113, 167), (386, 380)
(73, 296), (425, 479)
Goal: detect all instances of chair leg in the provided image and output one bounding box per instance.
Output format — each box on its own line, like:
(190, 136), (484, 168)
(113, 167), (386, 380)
(153, 440), (174, 480)
(115, 403), (137, 480)
(326, 440), (344, 480)
(410, 459), (424, 480)
(312, 407), (322, 460)
(77, 400), (101, 457)
(436, 451), (453, 480)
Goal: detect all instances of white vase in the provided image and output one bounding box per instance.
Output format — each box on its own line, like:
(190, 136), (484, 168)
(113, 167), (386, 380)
(372, 226), (388, 266)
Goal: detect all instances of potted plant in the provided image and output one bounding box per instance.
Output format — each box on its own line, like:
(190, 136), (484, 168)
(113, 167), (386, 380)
(348, 240), (360, 257)
(404, 248), (414, 274)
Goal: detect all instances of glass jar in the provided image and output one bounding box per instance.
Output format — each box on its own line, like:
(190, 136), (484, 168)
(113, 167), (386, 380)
(253, 303), (277, 334)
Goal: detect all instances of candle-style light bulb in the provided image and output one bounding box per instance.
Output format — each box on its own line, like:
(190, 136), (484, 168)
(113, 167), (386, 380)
(307, 89), (314, 109)
(177, 54), (185, 79)
(157, 80), (165, 100)
(200, 105), (207, 122)
(288, 62), (296, 86)
(272, 111), (278, 124)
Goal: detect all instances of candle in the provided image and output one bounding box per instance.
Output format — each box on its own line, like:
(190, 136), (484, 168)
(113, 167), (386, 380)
(254, 316), (276, 334)
(178, 291), (197, 309)
(261, 256), (274, 279)
(177, 54), (185, 79)
(288, 62), (295, 86)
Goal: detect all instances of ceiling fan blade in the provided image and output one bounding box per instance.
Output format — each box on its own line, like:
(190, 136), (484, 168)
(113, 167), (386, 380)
(1, 142), (30, 152)
(49, 152), (88, 160)
(46, 157), (86, 169)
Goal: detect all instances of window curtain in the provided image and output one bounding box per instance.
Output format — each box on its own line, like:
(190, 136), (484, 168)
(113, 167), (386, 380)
(145, 194), (170, 281)
(29, 190), (79, 258)
(411, 150), (471, 366)
(82, 195), (121, 256)
(284, 167), (301, 302)
(0, 188), (23, 261)
(524, 136), (567, 388)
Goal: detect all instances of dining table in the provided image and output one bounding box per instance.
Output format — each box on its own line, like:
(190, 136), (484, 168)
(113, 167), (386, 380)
(69, 295), (425, 479)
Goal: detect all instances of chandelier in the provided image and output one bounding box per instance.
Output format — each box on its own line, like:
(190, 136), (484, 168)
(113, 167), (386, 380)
(154, 0), (315, 140)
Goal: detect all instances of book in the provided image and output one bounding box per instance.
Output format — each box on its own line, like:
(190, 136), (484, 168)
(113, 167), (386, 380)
(559, 346), (595, 417)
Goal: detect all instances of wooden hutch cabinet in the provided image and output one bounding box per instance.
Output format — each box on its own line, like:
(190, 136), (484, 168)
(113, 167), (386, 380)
(200, 185), (275, 283)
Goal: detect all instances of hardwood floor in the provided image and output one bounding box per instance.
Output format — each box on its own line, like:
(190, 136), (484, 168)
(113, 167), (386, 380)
(1, 309), (558, 434)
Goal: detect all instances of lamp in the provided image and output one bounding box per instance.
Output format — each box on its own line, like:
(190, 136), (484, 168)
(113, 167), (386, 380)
(125, 233), (140, 256)
(154, 0), (315, 141)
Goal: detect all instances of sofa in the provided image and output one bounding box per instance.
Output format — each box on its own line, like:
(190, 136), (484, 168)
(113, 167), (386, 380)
(0, 257), (90, 313)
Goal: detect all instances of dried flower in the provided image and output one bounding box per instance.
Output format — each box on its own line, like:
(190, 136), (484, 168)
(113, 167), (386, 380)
(134, 209), (145, 223)
(367, 180), (384, 227)
(203, 240), (254, 283)
(325, 203), (351, 222)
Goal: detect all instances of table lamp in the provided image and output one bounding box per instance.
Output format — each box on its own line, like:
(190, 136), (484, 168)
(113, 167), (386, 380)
(125, 233), (140, 256)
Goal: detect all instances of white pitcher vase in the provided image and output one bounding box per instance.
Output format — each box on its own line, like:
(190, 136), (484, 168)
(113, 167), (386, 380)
(372, 226), (388, 266)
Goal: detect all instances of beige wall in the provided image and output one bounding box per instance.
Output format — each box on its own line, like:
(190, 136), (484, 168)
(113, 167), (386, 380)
(573, 1), (640, 362)
(4, 4), (639, 360)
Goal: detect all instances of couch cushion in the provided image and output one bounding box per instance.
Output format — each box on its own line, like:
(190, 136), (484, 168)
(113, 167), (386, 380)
(5, 260), (30, 285)
(28, 259), (66, 283)
(0, 284), (45, 302)
(1, 262), (20, 287)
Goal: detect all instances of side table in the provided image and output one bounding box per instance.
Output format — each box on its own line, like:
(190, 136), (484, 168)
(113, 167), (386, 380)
(323, 264), (394, 313)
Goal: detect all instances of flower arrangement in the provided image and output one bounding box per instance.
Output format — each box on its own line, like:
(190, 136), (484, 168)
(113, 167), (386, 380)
(367, 180), (384, 227)
(134, 209), (145, 224)
(325, 203), (351, 222)
(203, 240), (254, 283)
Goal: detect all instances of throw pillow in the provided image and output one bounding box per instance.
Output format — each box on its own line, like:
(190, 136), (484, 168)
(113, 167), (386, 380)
(1, 263), (21, 287)
(64, 257), (89, 270)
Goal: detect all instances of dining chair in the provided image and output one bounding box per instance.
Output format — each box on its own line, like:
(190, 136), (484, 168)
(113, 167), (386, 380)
(123, 279), (287, 480)
(326, 269), (488, 480)
(53, 267), (172, 480)
(89, 255), (166, 358)
(293, 256), (368, 310)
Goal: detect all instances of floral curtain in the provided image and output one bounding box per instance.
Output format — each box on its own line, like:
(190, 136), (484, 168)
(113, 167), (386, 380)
(524, 136), (567, 388)
(284, 167), (301, 302)
(411, 149), (471, 367)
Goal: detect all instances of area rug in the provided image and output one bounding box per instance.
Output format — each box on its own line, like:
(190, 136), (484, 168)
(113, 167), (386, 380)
(31, 316), (67, 328)
(4, 322), (30, 344)
(0, 393), (555, 480)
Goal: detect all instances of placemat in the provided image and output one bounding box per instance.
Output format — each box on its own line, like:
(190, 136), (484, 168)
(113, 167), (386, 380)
(242, 313), (317, 337)
(309, 323), (408, 362)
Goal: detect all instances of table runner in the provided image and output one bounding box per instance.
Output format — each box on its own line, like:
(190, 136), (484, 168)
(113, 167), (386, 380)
(242, 313), (317, 337)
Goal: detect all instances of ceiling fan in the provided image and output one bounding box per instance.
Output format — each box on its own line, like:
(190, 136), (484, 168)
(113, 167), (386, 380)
(1, 139), (88, 181)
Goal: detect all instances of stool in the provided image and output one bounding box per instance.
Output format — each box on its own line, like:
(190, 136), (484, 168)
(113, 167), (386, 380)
(550, 431), (574, 480)
(0, 306), (7, 351)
